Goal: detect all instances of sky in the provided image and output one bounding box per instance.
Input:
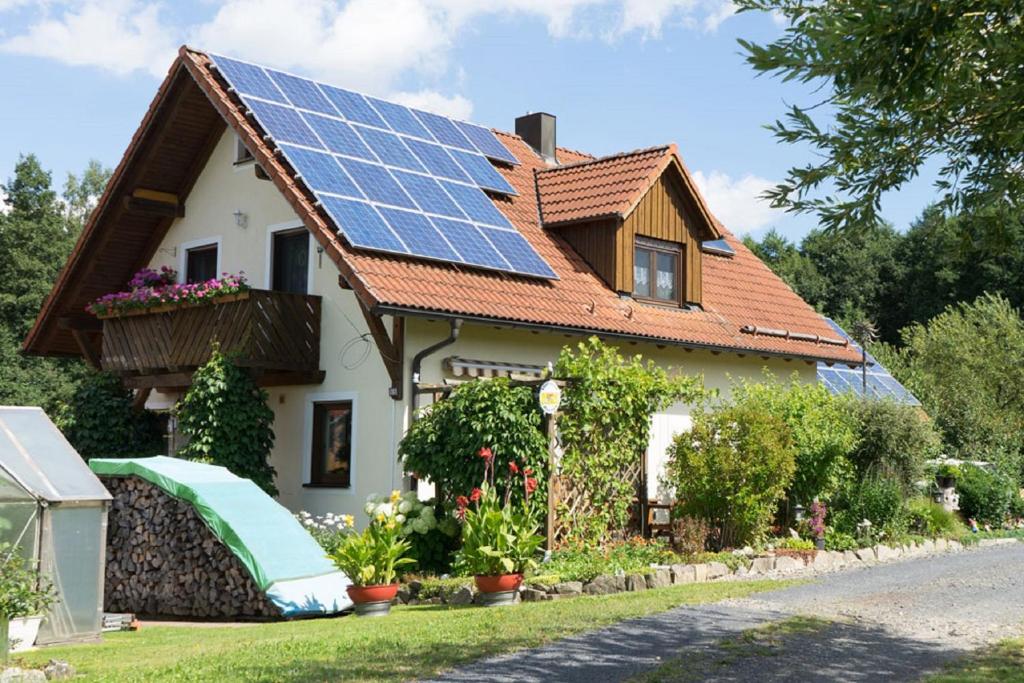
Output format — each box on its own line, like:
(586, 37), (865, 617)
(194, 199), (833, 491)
(0, 0), (939, 241)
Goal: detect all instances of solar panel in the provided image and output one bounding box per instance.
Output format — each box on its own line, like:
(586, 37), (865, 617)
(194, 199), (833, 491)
(456, 121), (518, 165)
(392, 170), (466, 219)
(319, 84), (389, 128)
(267, 70), (335, 115)
(242, 98), (323, 149)
(440, 180), (513, 227)
(318, 195), (407, 253)
(367, 97), (434, 140)
(403, 139), (472, 183)
(413, 110), (476, 150)
(301, 113), (376, 161)
(210, 52), (551, 280)
(279, 144), (362, 198)
(378, 207), (459, 261)
(212, 56), (287, 103)
(429, 217), (511, 270)
(335, 157), (415, 209)
(449, 148), (517, 195)
(479, 227), (557, 278)
(815, 318), (920, 405)
(354, 127), (426, 172)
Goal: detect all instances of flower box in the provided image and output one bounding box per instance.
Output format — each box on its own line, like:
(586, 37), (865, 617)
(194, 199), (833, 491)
(94, 292), (250, 319)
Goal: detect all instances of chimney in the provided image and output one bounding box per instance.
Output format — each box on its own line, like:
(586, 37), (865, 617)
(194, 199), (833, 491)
(515, 112), (557, 165)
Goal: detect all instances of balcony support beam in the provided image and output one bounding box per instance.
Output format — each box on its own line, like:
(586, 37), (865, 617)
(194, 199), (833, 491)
(358, 303), (404, 401)
(71, 329), (101, 369)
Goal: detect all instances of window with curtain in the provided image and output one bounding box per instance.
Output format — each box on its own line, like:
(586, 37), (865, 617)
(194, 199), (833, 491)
(633, 237), (681, 304)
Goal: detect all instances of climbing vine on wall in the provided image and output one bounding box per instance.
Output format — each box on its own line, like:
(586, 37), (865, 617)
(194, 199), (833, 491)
(554, 337), (704, 545)
(176, 346), (278, 496)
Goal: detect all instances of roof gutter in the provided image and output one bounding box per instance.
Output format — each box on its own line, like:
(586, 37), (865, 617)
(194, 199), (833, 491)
(375, 305), (863, 368)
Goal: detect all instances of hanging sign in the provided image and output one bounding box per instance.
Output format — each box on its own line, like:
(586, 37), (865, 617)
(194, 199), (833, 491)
(538, 379), (562, 415)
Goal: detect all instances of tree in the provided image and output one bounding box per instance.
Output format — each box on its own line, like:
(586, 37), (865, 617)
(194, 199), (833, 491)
(742, 229), (826, 304)
(736, 1), (1024, 232)
(176, 348), (278, 495)
(886, 294), (1024, 479)
(53, 371), (164, 460)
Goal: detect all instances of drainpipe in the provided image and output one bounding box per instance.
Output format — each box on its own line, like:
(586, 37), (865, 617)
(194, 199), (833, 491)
(409, 318), (462, 415)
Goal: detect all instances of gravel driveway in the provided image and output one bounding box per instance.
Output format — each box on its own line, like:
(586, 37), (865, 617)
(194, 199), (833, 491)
(426, 542), (1024, 682)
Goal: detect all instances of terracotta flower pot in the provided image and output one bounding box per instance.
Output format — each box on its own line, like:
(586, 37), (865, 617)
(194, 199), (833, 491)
(475, 574), (522, 606)
(346, 583), (399, 617)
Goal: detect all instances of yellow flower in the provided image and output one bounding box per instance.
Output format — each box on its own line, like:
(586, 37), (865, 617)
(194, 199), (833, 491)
(341, 514), (355, 528)
(390, 489), (402, 504)
(375, 513), (387, 524)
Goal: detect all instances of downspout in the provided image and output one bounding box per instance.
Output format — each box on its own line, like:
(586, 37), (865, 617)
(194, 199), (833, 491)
(409, 318), (462, 415)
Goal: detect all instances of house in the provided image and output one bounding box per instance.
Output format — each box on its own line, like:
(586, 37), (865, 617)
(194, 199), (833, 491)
(24, 47), (863, 517)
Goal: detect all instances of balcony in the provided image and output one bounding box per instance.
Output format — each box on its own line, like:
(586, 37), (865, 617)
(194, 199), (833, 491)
(99, 289), (323, 389)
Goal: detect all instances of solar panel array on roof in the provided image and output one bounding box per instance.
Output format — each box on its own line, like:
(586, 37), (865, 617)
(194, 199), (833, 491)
(816, 318), (920, 405)
(209, 53), (560, 280)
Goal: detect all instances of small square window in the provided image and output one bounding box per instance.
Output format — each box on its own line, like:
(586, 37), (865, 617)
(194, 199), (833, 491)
(310, 401), (353, 488)
(185, 244), (218, 284)
(633, 238), (680, 304)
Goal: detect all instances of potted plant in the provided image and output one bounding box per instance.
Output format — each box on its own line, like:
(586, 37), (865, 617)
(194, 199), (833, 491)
(455, 448), (544, 607)
(936, 463), (961, 489)
(330, 491), (414, 617)
(808, 501), (827, 551)
(1, 543), (56, 664)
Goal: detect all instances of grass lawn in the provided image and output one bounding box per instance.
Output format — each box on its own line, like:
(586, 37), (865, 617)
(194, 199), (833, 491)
(928, 639), (1024, 683)
(16, 580), (787, 682)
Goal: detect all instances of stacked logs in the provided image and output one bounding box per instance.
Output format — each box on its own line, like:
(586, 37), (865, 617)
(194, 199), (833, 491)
(100, 476), (280, 619)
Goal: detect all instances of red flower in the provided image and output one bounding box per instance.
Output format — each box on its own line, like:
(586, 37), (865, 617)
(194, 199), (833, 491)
(525, 478), (538, 494)
(523, 467), (534, 476)
(470, 487), (482, 503)
(478, 446), (493, 460)
(508, 462), (520, 474)
(456, 495), (469, 508)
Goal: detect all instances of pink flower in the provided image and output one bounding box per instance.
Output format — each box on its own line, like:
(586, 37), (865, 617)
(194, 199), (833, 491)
(478, 447), (493, 461)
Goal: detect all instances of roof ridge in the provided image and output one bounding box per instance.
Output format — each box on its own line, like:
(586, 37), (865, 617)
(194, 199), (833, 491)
(536, 144), (672, 174)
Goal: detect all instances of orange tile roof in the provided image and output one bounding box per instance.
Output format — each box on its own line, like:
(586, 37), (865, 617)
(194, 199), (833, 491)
(536, 146), (671, 225)
(28, 47), (862, 366)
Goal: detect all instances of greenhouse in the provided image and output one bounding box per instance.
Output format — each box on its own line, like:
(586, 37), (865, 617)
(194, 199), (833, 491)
(0, 407), (111, 645)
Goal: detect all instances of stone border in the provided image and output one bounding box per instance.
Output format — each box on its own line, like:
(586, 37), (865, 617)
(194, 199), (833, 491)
(397, 537), (1021, 605)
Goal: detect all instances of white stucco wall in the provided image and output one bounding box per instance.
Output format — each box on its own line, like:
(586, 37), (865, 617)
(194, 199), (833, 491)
(144, 129), (817, 519)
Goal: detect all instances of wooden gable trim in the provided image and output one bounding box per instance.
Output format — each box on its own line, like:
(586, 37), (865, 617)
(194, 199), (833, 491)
(620, 152), (720, 241)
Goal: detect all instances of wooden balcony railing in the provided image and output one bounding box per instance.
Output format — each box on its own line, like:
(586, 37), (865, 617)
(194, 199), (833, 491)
(99, 289), (323, 388)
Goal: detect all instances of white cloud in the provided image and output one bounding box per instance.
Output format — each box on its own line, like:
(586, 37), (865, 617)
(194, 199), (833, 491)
(0, 189), (9, 215)
(691, 169), (777, 234)
(0, 1), (177, 78)
(2, 0), (739, 86)
(389, 90), (473, 120)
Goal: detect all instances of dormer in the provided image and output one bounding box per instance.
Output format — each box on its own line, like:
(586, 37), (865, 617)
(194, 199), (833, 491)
(535, 145), (720, 308)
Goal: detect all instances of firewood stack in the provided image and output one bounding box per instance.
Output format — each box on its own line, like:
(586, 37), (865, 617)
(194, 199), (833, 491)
(100, 476), (281, 619)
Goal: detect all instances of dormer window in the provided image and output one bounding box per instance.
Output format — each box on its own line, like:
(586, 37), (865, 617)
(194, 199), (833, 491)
(633, 237), (680, 304)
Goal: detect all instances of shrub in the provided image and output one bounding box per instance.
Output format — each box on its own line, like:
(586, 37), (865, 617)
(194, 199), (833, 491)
(670, 515), (710, 556)
(296, 511), (355, 556)
(54, 371), (163, 460)
(176, 347), (277, 495)
(666, 401), (796, 550)
(957, 464), (1016, 526)
(731, 376), (858, 508)
(824, 528), (858, 551)
(831, 476), (909, 539)
(555, 337), (703, 544)
(0, 543), (56, 619)
(368, 491), (460, 574)
(399, 378), (546, 508)
(906, 497), (965, 537)
(773, 537), (815, 550)
(848, 399), (940, 490)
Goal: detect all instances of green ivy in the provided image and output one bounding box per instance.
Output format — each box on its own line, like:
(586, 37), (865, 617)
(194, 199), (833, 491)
(176, 347), (277, 496)
(399, 378), (547, 507)
(53, 371), (163, 460)
(554, 337), (703, 545)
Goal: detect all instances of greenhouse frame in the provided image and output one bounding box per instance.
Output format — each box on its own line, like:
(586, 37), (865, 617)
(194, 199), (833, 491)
(0, 407), (111, 645)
